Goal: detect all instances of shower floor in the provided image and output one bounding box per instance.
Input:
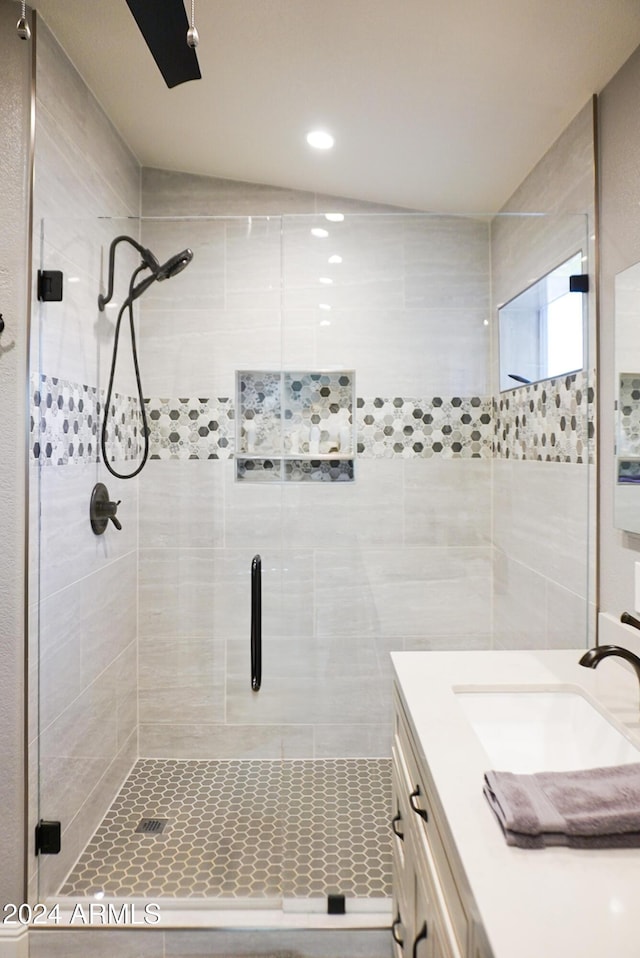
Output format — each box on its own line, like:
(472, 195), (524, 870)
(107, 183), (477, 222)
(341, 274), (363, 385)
(60, 758), (392, 900)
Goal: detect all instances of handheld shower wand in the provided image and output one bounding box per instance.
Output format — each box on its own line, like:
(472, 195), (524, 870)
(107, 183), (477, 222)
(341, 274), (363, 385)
(98, 235), (193, 479)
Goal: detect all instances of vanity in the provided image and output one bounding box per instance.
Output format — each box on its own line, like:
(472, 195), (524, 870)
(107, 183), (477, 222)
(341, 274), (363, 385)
(391, 649), (640, 958)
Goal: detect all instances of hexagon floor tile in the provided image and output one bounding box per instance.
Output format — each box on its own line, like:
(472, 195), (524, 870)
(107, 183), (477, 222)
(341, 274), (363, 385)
(59, 759), (392, 900)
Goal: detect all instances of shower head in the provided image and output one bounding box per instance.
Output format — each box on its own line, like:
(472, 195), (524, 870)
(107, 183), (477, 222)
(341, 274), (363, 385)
(98, 236), (193, 310)
(156, 248), (193, 281)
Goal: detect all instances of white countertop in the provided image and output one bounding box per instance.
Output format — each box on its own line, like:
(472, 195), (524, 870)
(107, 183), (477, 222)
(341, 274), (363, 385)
(391, 649), (640, 958)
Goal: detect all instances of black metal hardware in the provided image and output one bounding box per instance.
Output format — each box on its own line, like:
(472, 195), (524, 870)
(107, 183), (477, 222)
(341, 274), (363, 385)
(621, 611), (640, 632)
(579, 643), (640, 684)
(251, 554), (262, 691)
(125, 0), (201, 89)
(327, 894), (345, 915)
(391, 912), (404, 947)
(412, 921), (428, 957)
(391, 812), (404, 840)
(0, 314), (4, 334)
(35, 820), (61, 855)
(409, 786), (428, 822)
(569, 274), (589, 293)
(90, 483), (122, 534)
(37, 269), (63, 302)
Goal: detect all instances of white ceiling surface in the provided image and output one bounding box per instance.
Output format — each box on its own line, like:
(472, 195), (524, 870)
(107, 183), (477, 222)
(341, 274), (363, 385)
(32, 0), (640, 212)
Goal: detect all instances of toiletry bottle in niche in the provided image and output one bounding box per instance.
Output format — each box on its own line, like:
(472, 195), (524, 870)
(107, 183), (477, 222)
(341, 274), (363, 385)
(245, 420), (257, 454)
(309, 425), (320, 456)
(339, 424), (351, 454)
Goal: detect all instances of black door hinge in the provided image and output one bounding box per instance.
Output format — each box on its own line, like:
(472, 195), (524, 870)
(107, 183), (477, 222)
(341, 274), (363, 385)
(569, 274), (589, 293)
(35, 820), (61, 855)
(37, 270), (63, 302)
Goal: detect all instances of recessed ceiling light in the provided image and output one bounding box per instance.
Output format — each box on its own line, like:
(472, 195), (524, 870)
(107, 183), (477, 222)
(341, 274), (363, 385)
(319, 277), (333, 285)
(328, 254), (342, 264)
(319, 303), (332, 310)
(325, 213), (344, 222)
(319, 319), (331, 327)
(306, 130), (334, 150)
(311, 228), (329, 238)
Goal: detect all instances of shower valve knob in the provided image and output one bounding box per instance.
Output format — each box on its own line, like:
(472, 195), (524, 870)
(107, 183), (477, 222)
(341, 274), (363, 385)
(90, 483), (122, 535)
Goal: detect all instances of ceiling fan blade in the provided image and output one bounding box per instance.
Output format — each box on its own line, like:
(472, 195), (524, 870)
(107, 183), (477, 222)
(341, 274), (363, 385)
(125, 0), (201, 88)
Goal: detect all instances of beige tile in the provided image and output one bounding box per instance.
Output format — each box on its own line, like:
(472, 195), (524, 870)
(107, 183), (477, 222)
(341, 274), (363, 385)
(138, 459), (224, 549)
(138, 548), (216, 638)
(313, 724), (393, 758)
(493, 551), (547, 649)
(38, 461), (138, 600)
(403, 459), (492, 547)
(492, 459), (589, 598)
(226, 673), (393, 727)
(139, 722), (314, 759)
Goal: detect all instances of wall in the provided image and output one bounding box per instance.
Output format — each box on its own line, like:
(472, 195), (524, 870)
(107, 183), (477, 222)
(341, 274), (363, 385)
(138, 171), (494, 759)
(489, 102), (596, 649)
(0, 0), (32, 914)
(29, 19), (141, 899)
(598, 45), (640, 617)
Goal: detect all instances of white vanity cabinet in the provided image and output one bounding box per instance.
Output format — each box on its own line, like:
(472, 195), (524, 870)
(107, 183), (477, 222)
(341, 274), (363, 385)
(392, 687), (492, 958)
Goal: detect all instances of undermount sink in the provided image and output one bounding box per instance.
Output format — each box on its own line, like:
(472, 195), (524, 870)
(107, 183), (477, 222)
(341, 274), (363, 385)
(455, 688), (640, 773)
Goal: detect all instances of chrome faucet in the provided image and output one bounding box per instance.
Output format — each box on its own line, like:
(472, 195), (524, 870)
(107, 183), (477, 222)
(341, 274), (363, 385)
(579, 645), (640, 686)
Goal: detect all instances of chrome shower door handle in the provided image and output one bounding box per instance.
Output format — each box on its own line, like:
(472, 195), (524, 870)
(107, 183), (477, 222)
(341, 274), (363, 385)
(251, 554), (262, 691)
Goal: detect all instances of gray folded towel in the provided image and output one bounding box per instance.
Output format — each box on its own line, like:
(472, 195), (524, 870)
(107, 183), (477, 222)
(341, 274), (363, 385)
(484, 762), (640, 849)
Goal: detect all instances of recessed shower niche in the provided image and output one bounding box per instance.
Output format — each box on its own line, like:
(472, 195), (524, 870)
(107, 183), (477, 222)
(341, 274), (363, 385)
(235, 370), (355, 482)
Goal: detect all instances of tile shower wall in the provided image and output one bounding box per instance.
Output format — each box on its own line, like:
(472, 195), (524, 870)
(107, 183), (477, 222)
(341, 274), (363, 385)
(490, 101), (596, 650)
(137, 191), (493, 759)
(30, 21), (141, 900)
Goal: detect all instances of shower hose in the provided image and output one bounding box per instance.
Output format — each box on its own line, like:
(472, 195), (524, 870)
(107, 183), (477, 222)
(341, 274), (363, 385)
(100, 264), (150, 480)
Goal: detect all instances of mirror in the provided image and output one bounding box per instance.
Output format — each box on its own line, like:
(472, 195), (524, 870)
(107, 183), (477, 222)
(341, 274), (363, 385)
(498, 251), (585, 392)
(614, 261), (640, 533)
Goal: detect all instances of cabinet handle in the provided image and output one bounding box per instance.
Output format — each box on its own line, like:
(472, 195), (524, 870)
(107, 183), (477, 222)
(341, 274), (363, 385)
(409, 786), (429, 822)
(412, 920), (428, 958)
(391, 812), (404, 840)
(391, 912), (404, 946)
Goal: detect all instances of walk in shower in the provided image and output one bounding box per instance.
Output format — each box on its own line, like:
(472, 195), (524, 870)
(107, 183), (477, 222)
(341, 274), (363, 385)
(29, 207), (594, 918)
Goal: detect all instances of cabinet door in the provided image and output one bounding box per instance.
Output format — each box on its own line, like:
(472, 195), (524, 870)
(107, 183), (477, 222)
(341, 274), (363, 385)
(411, 866), (432, 958)
(392, 756), (415, 957)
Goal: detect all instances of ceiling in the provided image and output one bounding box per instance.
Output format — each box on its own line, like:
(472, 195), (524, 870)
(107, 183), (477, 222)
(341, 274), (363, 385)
(31, 0), (640, 212)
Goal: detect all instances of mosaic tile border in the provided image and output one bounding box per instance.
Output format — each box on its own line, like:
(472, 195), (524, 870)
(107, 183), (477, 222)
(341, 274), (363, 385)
(357, 396), (492, 459)
(30, 374), (141, 466)
(618, 373), (640, 459)
(145, 395), (494, 463)
(146, 397), (235, 460)
(32, 376), (596, 467)
(493, 369), (594, 464)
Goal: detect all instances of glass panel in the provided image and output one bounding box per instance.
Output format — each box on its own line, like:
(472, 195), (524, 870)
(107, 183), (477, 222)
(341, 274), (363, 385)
(32, 209), (594, 908)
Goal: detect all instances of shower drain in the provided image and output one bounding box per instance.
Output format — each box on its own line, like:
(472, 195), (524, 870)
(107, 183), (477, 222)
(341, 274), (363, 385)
(135, 818), (168, 834)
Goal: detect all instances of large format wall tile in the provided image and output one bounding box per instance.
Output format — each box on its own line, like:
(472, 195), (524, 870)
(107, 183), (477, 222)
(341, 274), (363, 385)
(492, 458), (589, 599)
(138, 460), (224, 549)
(32, 20), (141, 900)
(139, 722), (314, 759)
(37, 460), (138, 600)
